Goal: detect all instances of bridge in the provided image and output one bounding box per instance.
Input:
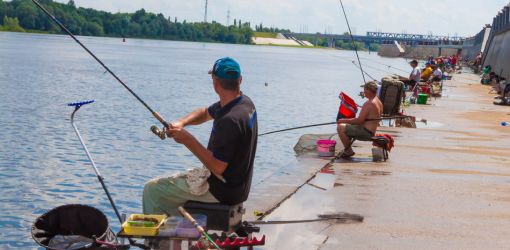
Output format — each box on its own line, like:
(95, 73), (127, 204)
(283, 31), (465, 48)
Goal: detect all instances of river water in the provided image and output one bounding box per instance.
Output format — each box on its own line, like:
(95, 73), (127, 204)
(0, 32), (410, 248)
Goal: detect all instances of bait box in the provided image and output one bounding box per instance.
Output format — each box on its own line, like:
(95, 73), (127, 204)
(158, 216), (183, 237)
(121, 214), (166, 236)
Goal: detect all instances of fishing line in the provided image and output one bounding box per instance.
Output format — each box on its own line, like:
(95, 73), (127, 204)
(338, 0), (366, 84)
(325, 54), (379, 81)
(328, 53), (404, 77)
(350, 61), (377, 81)
(32, 0), (170, 129)
(359, 57), (409, 73)
(351, 60), (395, 77)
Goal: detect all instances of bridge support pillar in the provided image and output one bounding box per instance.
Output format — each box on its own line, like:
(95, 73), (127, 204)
(328, 38), (335, 48)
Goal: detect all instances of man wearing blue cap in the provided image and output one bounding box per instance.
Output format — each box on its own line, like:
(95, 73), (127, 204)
(143, 57), (258, 216)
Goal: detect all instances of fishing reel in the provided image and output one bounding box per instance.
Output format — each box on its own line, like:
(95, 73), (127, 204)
(150, 125), (166, 140)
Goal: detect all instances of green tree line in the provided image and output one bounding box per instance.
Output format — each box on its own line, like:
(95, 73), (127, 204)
(0, 0), (381, 51)
(254, 23), (290, 33)
(0, 0), (253, 44)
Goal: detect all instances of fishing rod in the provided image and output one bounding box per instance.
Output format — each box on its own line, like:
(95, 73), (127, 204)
(32, 0), (170, 131)
(249, 212), (363, 225)
(259, 115), (417, 136)
(178, 206), (222, 249)
(338, 0), (366, 85)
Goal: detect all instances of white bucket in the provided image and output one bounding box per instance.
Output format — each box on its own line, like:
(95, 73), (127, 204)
(372, 147), (384, 162)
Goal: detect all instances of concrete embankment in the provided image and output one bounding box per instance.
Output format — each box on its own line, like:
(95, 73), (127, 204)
(461, 25), (491, 61)
(464, 3), (510, 80)
(482, 4), (510, 80)
(378, 43), (459, 59)
(246, 72), (510, 249)
(252, 32), (313, 46)
(482, 30), (510, 78)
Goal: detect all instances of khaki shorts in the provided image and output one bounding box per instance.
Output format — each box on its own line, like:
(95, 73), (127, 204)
(142, 175), (218, 216)
(345, 125), (374, 141)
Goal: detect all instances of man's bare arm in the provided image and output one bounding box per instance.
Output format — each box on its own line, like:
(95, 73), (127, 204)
(174, 107), (212, 127)
(166, 126), (228, 178)
(183, 136), (228, 176)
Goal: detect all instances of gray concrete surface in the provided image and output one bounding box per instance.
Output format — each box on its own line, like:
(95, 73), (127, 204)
(247, 72), (510, 249)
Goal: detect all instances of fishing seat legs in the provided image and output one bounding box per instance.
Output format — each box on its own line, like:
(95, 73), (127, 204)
(348, 136), (390, 161)
(371, 136), (390, 161)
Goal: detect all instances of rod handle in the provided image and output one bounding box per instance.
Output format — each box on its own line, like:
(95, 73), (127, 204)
(178, 206), (206, 234)
(152, 112), (170, 128)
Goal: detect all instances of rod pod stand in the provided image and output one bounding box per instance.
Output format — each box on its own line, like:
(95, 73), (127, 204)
(68, 100), (148, 249)
(69, 100), (123, 223)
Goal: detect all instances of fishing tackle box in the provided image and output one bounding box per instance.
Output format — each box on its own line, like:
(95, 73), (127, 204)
(183, 201), (244, 232)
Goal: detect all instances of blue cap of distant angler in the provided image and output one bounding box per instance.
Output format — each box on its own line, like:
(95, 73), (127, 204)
(209, 57), (241, 79)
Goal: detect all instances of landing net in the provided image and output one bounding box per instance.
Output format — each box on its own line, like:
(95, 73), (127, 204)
(293, 133), (339, 155)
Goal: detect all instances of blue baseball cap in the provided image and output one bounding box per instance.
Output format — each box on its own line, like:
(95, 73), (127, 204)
(208, 57), (241, 79)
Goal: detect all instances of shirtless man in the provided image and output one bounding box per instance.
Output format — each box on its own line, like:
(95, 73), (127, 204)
(336, 81), (382, 158)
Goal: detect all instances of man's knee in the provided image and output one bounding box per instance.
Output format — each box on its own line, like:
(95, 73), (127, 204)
(337, 124), (346, 134)
(144, 179), (157, 193)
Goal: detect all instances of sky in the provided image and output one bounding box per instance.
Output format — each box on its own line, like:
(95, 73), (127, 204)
(55, 0), (509, 37)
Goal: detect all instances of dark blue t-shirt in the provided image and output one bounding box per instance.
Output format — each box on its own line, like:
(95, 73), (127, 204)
(206, 94), (257, 205)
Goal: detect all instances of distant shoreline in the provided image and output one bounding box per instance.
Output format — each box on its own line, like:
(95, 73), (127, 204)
(0, 30), (359, 51)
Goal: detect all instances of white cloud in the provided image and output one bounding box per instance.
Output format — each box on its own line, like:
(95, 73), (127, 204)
(57, 0), (509, 37)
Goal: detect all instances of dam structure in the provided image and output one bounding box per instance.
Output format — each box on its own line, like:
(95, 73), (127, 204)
(461, 25), (491, 61)
(480, 3), (510, 80)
